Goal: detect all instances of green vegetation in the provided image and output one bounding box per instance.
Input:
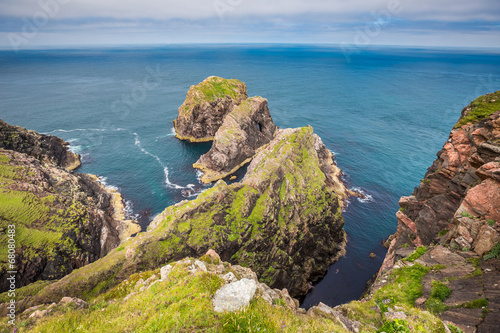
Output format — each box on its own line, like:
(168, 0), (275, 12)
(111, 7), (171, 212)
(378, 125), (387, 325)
(377, 319), (410, 333)
(487, 219), (495, 226)
(0, 280), (53, 303)
(181, 77), (246, 112)
(438, 229), (448, 237)
(374, 264), (431, 306)
(461, 211), (473, 218)
(406, 246), (428, 262)
(12, 263), (346, 333)
(425, 281), (451, 314)
(448, 324), (464, 333)
(483, 243), (500, 260)
(462, 298), (488, 309)
(456, 90), (500, 127)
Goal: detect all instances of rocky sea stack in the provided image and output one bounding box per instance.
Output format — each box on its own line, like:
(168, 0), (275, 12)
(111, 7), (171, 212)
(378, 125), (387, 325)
(0, 120), (140, 292)
(173, 76), (248, 142)
(193, 96), (276, 183)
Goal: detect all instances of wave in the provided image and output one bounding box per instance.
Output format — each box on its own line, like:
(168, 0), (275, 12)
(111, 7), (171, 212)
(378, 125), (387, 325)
(351, 187), (374, 204)
(97, 176), (120, 191)
(43, 128), (126, 135)
(132, 132), (186, 190)
(123, 199), (139, 220)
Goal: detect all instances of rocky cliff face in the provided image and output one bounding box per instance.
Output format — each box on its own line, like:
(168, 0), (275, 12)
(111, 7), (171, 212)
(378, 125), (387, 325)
(0, 120), (140, 292)
(376, 91), (500, 333)
(193, 96), (276, 183)
(0, 119), (81, 171)
(173, 76), (248, 142)
(24, 126), (348, 308)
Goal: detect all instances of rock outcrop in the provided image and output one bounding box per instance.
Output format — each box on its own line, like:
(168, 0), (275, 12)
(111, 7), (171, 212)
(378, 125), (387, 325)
(193, 96), (276, 183)
(0, 119), (81, 171)
(173, 76), (248, 142)
(23, 125), (347, 307)
(0, 120), (140, 292)
(376, 91), (500, 332)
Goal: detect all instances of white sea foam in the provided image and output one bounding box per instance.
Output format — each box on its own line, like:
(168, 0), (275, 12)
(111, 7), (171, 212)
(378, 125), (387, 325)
(351, 187), (374, 204)
(43, 128), (126, 135)
(132, 132), (186, 190)
(97, 176), (119, 191)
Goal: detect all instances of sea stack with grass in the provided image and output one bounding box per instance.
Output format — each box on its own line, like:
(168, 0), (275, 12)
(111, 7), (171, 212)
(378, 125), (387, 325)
(173, 76), (248, 142)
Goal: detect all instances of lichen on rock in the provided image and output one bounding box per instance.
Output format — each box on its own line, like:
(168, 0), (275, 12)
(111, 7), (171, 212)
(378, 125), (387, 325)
(173, 76), (248, 142)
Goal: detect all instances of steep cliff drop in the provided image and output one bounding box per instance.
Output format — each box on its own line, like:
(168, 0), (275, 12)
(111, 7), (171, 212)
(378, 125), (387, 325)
(0, 119), (140, 292)
(376, 91), (500, 333)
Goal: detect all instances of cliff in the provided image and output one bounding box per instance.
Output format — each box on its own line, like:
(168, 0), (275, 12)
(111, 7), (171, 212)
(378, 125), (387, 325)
(0, 119), (81, 171)
(18, 125), (347, 310)
(0, 120), (140, 292)
(5, 249), (453, 333)
(375, 91), (500, 332)
(173, 76), (248, 142)
(193, 96), (276, 183)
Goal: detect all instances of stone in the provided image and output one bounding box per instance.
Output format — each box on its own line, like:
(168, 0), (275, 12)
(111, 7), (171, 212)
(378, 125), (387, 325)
(58, 297), (88, 309)
(124, 292), (136, 301)
(212, 278), (257, 313)
(205, 249), (221, 263)
(385, 310), (408, 321)
(29, 310), (49, 319)
(222, 272), (238, 284)
(473, 225), (499, 256)
(231, 265), (258, 282)
(188, 260), (208, 274)
(160, 264), (173, 281)
(194, 96), (276, 183)
(307, 302), (361, 332)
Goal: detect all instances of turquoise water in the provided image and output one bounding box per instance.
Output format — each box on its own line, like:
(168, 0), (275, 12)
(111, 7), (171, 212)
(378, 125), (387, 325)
(1, 45), (499, 307)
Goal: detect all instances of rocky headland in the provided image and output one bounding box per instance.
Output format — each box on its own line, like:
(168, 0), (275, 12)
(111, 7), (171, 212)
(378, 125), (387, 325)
(0, 120), (140, 292)
(173, 76), (248, 142)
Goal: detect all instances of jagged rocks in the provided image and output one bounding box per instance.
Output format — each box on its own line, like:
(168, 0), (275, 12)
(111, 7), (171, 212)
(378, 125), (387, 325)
(173, 76), (248, 142)
(0, 118), (81, 171)
(193, 96), (276, 183)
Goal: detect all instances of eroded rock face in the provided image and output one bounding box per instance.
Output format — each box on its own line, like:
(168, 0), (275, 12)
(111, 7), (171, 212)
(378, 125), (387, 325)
(193, 97), (276, 183)
(173, 76), (248, 142)
(380, 91), (500, 275)
(29, 126), (348, 304)
(0, 119), (81, 171)
(0, 120), (140, 292)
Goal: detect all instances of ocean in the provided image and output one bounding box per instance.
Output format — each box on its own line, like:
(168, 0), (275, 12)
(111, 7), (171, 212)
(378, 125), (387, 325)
(1, 44), (499, 308)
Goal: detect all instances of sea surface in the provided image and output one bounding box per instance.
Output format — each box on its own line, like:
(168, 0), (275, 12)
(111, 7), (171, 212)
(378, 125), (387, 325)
(1, 45), (500, 308)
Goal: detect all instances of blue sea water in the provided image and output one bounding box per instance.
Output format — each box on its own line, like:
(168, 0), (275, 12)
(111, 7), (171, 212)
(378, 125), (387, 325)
(1, 45), (500, 308)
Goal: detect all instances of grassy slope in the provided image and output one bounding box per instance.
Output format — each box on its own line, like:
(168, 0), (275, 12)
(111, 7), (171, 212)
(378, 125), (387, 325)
(455, 90), (500, 127)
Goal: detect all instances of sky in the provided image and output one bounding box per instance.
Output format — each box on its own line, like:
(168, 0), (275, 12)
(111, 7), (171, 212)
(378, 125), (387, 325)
(0, 0), (499, 49)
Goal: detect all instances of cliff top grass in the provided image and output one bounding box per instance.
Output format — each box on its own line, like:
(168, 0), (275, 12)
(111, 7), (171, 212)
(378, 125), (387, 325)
(182, 76), (247, 111)
(455, 90), (500, 127)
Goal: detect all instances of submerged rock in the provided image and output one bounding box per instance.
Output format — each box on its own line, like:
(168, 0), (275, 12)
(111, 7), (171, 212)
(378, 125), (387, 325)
(173, 76), (248, 142)
(193, 96), (276, 183)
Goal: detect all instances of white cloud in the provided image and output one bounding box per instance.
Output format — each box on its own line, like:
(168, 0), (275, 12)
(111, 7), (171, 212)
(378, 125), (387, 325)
(0, 0), (499, 22)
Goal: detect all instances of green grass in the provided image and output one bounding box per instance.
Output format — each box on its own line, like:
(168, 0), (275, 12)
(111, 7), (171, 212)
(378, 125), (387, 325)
(487, 219), (495, 226)
(461, 211), (474, 218)
(16, 264), (346, 333)
(406, 246), (428, 262)
(456, 91), (500, 127)
(448, 324), (464, 333)
(484, 243), (500, 260)
(374, 263), (431, 306)
(426, 281), (451, 314)
(462, 298), (488, 309)
(377, 319), (410, 333)
(438, 229), (448, 237)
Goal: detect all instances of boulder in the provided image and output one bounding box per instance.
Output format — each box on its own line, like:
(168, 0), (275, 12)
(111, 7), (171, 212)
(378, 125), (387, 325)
(212, 278), (257, 313)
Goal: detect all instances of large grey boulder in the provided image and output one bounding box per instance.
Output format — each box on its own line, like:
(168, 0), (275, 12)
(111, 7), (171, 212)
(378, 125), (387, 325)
(212, 278), (257, 313)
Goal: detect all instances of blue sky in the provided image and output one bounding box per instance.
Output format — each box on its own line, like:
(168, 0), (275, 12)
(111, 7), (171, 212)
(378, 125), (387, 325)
(0, 0), (499, 49)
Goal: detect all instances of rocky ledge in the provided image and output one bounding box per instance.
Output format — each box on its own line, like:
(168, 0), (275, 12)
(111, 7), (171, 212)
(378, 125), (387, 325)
(173, 76), (248, 142)
(0, 120), (140, 292)
(193, 96), (276, 183)
(376, 91), (500, 332)
(0, 119), (81, 171)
